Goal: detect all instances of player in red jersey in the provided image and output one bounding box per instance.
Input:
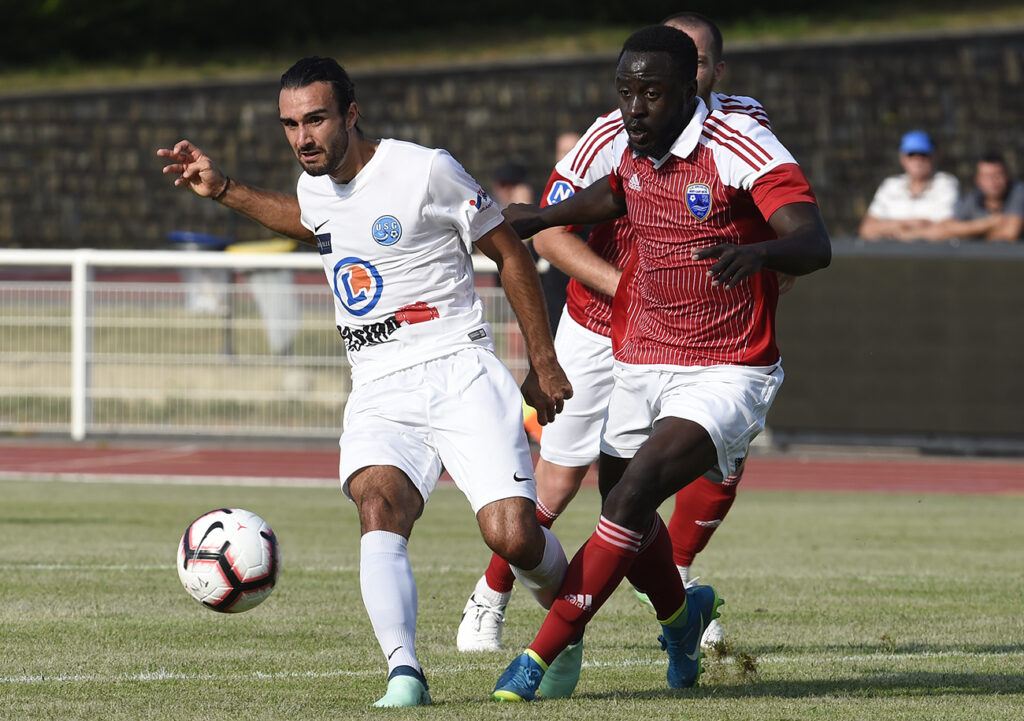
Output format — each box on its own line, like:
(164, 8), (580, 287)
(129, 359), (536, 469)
(491, 25), (830, 701)
(457, 12), (779, 663)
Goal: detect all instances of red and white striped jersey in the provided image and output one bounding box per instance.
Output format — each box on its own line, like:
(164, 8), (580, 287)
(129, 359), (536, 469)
(539, 93), (771, 338)
(609, 99), (817, 368)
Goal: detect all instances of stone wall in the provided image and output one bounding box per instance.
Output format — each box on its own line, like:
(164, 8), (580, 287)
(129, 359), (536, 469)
(1, 26), (1022, 248)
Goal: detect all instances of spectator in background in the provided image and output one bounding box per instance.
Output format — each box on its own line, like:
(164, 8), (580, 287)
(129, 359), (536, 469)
(859, 130), (959, 242)
(492, 160), (535, 207)
(555, 132), (581, 163)
(922, 152), (1024, 242)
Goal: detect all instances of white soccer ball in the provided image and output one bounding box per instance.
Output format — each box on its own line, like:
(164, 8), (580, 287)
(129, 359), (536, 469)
(177, 508), (281, 613)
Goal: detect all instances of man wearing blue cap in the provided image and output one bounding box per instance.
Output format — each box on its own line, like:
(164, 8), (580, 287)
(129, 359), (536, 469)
(859, 130), (959, 241)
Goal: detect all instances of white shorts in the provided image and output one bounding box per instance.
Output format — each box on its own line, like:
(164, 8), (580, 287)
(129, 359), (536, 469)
(338, 348), (536, 514)
(539, 307), (615, 467)
(600, 360), (784, 482)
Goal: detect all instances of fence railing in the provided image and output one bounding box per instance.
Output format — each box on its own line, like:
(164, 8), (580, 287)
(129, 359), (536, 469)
(0, 248), (522, 441)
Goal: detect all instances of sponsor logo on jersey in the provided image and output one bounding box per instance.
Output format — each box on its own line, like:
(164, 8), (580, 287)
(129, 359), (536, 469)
(333, 257), (384, 317)
(627, 174), (642, 192)
(685, 183), (712, 222)
(336, 301), (439, 352)
(371, 215), (402, 245)
(337, 318), (400, 351)
(546, 180), (575, 205)
(316, 232), (332, 255)
(393, 301), (439, 325)
(468, 188), (494, 212)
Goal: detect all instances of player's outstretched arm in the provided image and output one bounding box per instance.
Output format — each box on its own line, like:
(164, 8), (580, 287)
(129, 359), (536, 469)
(533, 226), (622, 297)
(157, 140), (313, 243)
(503, 176), (626, 240)
(476, 221), (573, 425)
(693, 202), (831, 289)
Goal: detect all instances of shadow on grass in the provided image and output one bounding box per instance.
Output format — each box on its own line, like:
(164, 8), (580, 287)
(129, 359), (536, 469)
(735, 641), (1024, 657)
(576, 670), (1024, 701)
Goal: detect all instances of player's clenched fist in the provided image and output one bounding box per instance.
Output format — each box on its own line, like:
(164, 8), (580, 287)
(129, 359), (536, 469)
(521, 362), (573, 426)
(156, 140), (229, 200)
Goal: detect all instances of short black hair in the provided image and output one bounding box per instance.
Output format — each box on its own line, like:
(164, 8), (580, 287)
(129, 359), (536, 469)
(280, 56), (357, 115)
(661, 11), (723, 62)
(619, 25), (698, 83)
(979, 150), (1007, 167)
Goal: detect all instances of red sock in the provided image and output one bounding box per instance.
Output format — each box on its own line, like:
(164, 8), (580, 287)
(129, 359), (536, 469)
(484, 502), (559, 594)
(625, 516), (686, 620)
(668, 475), (738, 568)
(529, 516), (640, 664)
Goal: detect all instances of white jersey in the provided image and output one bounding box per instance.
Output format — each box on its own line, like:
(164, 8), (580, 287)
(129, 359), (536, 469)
(298, 139), (504, 385)
(865, 171), (959, 221)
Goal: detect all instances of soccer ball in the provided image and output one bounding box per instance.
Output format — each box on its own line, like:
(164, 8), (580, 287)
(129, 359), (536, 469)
(177, 508), (281, 613)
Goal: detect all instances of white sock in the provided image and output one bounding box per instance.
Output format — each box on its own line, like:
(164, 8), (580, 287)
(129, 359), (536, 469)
(678, 565), (691, 586)
(510, 526), (568, 609)
(360, 530), (420, 675)
(475, 574), (510, 608)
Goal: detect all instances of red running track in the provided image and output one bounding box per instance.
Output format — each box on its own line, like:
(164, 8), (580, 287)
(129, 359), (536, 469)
(2, 442), (1024, 494)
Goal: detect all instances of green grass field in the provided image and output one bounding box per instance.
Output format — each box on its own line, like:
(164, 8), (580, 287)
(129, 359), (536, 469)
(2, 478), (1022, 720)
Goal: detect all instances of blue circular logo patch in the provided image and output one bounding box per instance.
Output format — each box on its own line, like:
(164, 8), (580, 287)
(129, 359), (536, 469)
(333, 257), (384, 317)
(372, 215), (402, 245)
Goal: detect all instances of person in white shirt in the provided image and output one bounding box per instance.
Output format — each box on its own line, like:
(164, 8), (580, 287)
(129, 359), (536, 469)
(859, 130), (959, 241)
(158, 56), (573, 709)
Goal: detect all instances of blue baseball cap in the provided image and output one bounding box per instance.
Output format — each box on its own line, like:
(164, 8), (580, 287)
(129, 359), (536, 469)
(899, 130), (934, 155)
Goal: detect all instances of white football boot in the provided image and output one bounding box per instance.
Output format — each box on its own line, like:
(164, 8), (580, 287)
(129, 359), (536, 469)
(680, 569), (726, 650)
(456, 575), (510, 652)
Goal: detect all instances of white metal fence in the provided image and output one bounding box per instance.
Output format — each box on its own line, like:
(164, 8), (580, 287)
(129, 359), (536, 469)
(0, 248), (526, 440)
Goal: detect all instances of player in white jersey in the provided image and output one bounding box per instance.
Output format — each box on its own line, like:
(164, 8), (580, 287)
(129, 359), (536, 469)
(158, 56), (573, 708)
(456, 12), (778, 677)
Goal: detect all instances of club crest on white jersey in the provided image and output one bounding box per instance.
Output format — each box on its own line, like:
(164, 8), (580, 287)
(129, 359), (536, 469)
(371, 215), (402, 245)
(333, 257), (384, 317)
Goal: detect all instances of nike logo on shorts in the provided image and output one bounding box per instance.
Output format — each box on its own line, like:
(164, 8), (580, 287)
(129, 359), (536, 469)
(513, 473), (532, 482)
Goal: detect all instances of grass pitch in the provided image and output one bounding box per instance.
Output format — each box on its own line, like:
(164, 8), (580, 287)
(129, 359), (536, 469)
(1, 477), (1022, 720)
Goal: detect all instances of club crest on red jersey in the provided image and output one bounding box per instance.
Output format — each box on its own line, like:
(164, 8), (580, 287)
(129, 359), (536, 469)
(685, 183), (712, 222)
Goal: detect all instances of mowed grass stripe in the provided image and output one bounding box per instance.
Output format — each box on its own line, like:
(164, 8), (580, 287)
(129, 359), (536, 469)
(4, 648), (1022, 685)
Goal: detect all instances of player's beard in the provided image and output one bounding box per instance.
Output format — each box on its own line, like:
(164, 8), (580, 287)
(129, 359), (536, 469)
(297, 129), (349, 177)
(633, 102), (695, 160)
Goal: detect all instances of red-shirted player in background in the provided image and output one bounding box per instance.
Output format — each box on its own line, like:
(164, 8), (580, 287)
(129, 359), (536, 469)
(491, 24), (830, 701)
(458, 10), (783, 663)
